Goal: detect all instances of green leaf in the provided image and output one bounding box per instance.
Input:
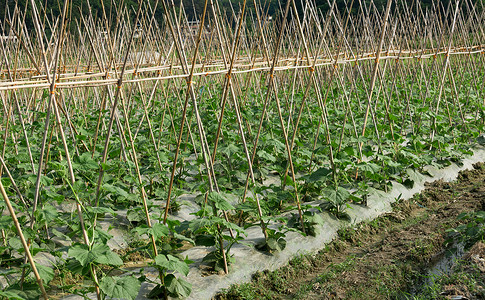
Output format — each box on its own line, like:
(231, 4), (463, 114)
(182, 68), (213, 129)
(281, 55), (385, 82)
(152, 223), (170, 239)
(0, 215), (13, 230)
(165, 274), (192, 297)
(5, 282), (41, 299)
(173, 232), (195, 245)
(305, 212), (325, 226)
(356, 162), (381, 174)
(154, 254), (190, 276)
(195, 234), (216, 246)
(208, 191), (235, 211)
(76, 152), (99, 170)
(87, 206), (116, 215)
(95, 249), (123, 266)
(133, 223), (169, 239)
(265, 139), (285, 151)
(222, 219), (246, 235)
(257, 149), (276, 162)
(266, 236), (286, 252)
(68, 243), (110, 266)
(403, 178), (414, 189)
(39, 175), (53, 186)
(220, 143), (239, 157)
(44, 190), (64, 204)
(322, 187), (351, 205)
(477, 135), (485, 145)
(9, 237), (22, 251)
(307, 167), (332, 183)
(188, 218), (211, 233)
(127, 208), (144, 222)
(102, 183), (129, 199)
(0, 291), (23, 300)
(343, 146), (355, 156)
(94, 228), (113, 244)
(66, 257), (90, 275)
(35, 263), (54, 284)
(99, 276), (140, 300)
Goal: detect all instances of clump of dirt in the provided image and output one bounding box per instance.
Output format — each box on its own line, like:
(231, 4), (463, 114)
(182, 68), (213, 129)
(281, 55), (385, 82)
(115, 245), (152, 264)
(216, 162), (485, 300)
(464, 242), (485, 273)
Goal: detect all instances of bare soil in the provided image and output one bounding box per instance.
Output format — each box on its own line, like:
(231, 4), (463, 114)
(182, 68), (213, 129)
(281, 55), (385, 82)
(217, 162), (485, 299)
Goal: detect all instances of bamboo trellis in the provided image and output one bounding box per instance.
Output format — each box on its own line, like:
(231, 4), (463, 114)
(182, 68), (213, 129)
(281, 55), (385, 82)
(0, 0), (484, 298)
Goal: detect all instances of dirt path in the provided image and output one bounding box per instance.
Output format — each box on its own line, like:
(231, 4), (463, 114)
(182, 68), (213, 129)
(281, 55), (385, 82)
(216, 163), (485, 299)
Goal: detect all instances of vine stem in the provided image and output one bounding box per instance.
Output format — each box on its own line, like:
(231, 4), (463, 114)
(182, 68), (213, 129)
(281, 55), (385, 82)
(0, 180), (48, 300)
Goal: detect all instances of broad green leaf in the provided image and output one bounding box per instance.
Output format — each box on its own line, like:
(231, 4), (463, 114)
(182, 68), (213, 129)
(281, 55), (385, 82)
(154, 254), (190, 276)
(78, 152), (98, 168)
(403, 179), (414, 188)
(305, 212), (325, 226)
(257, 149), (276, 162)
(194, 234), (216, 247)
(52, 228), (71, 242)
(165, 274), (192, 297)
(388, 113), (398, 122)
(44, 190), (64, 204)
(173, 232), (195, 245)
(0, 291), (23, 300)
(66, 257), (89, 275)
(220, 143), (239, 157)
(99, 276), (140, 300)
(265, 139), (285, 151)
(95, 228), (113, 244)
(307, 167), (332, 183)
(266, 236), (286, 252)
(356, 162), (381, 174)
(35, 263), (54, 284)
(221, 219), (246, 235)
(39, 204), (58, 224)
(208, 191), (235, 211)
(127, 208), (144, 222)
(4, 282), (41, 299)
(39, 175), (53, 186)
(132, 223), (169, 239)
(95, 249), (123, 266)
(322, 187), (351, 204)
(0, 215), (12, 230)
(343, 146), (355, 156)
(387, 160), (402, 168)
(68, 243), (110, 266)
(87, 206), (116, 215)
(152, 223), (170, 239)
(478, 135), (485, 145)
(188, 218), (211, 233)
(76, 153), (99, 170)
(9, 237), (22, 251)
(102, 183), (129, 199)
(236, 201), (258, 213)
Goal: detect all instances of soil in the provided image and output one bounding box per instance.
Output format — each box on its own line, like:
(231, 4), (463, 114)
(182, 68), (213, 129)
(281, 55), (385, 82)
(216, 162), (485, 300)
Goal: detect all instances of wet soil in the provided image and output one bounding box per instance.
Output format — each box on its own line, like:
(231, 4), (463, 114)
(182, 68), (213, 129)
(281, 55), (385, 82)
(217, 162), (485, 299)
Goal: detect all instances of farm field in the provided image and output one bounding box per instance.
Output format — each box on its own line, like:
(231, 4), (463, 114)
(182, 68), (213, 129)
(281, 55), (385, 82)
(0, 0), (484, 299)
(217, 162), (485, 300)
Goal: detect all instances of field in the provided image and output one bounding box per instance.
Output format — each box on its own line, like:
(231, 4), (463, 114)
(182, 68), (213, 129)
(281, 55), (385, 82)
(218, 162), (485, 299)
(0, 0), (484, 299)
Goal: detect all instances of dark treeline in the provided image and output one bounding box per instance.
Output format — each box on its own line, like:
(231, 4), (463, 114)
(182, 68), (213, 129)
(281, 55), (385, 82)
(1, 0), (483, 35)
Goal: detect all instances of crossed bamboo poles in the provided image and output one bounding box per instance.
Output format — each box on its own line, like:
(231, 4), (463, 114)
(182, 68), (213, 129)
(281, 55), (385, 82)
(0, 0), (484, 298)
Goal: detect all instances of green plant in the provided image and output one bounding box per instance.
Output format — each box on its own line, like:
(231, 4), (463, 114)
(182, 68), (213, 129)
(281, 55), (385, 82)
(447, 211), (485, 248)
(190, 191), (246, 273)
